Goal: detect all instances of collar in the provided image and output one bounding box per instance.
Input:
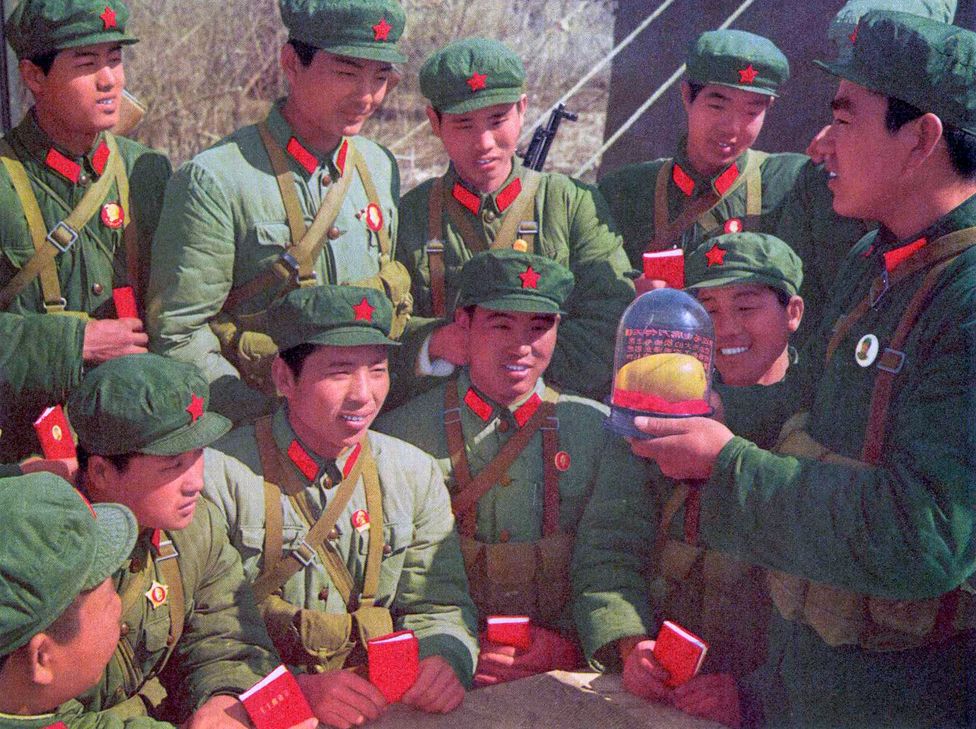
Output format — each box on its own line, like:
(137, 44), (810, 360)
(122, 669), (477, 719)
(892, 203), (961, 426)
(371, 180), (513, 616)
(273, 404), (362, 484)
(266, 99), (348, 179)
(458, 371), (546, 427)
(10, 110), (111, 183)
(868, 194), (976, 273)
(673, 139), (749, 198)
(448, 157), (524, 216)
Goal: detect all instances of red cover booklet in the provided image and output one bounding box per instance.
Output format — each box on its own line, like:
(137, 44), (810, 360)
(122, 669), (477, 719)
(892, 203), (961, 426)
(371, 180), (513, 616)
(239, 664), (314, 729)
(642, 249), (685, 289)
(486, 615), (532, 650)
(367, 629), (419, 703)
(112, 286), (139, 319)
(653, 620), (708, 688)
(33, 405), (76, 459)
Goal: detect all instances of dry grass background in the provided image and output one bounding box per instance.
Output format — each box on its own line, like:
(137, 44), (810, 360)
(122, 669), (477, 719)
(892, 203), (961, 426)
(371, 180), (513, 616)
(123, 0), (616, 188)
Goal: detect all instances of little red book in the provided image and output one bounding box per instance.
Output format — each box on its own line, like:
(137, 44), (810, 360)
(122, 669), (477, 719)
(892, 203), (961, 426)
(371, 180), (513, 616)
(367, 629), (419, 703)
(33, 405), (76, 459)
(653, 620), (708, 688)
(486, 615), (532, 650)
(112, 286), (139, 319)
(239, 664), (314, 729)
(643, 249), (685, 289)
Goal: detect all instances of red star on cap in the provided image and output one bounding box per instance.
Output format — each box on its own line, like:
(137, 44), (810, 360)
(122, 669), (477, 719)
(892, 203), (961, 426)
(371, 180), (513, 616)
(352, 297), (375, 322)
(186, 393), (204, 423)
(372, 17), (391, 41)
(518, 265), (541, 289)
(737, 64), (758, 84)
(467, 72), (487, 92)
(849, 25), (859, 44)
(704, 244), (728, 267)
(100, 5), (117, 30)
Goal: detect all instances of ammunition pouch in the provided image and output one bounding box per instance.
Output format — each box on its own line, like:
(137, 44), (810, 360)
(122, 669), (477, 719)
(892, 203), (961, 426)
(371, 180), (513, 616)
(210, 310), (279, 396)
(346, 258), (413, 340)
(460, 531), (573, 627)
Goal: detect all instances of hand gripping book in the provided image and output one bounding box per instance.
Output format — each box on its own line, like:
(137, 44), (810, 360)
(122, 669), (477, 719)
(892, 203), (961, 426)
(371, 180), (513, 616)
(239, 664), (315, 729)
(367, 630), (420, 703)
(653, 620), (708, 688)
(486, 615), (532, 650)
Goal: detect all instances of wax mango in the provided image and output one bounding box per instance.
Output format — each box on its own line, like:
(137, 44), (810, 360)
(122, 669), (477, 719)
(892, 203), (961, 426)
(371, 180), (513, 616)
(615, 353), (707, 402)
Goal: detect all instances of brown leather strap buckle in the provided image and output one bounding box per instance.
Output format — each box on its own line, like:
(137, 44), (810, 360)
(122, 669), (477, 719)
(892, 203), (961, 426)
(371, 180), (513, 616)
(870, 270), (890, 308)
(876, 348), (906, 374)
(46, 221), (78, 253)
(443, 406), (461, 426)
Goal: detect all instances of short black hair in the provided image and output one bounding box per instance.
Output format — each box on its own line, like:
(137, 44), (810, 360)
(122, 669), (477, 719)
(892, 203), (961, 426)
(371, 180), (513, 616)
(885, 96), (976, 180)
(687, 81), (705, 103)
(288, 38), (319, 67)
(28, 50), (58, 74)
(77, 446), (135, 479)
(278, 342), (318, 377)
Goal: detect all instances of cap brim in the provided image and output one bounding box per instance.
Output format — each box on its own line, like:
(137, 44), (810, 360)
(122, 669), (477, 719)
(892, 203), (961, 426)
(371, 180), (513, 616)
(51, 32), (139, 54)
(316, 42), (406, 64)
(436, 88), (525, 115)
(303, 326), (400, 348)
(812, 57), (875, 90)
(706, 80), (780, 98)
(685, 273), (797, 296)
(477, 295), (566, 315)
(139, 411), (232, 456)
(84, 502), (139, 590)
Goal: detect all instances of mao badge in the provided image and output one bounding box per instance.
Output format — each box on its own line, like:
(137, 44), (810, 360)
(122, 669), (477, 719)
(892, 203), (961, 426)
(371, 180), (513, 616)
(145, 581), (168, 609)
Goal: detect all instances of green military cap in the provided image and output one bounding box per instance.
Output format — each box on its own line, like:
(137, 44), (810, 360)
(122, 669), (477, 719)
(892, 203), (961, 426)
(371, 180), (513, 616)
(279, 0), (406, 64)
(266, 285), (398, 352)
(686, 29), (789, 97)
(456, 249), (574, 314)
(817, 11), (976, 135)
(828, 1), (957, 62)
(0, 472), (137, 656)
(68, 353), (230, 457)
(5, 0), (137, 61)
(420, 37), (526, 114)
(685, 232), (803, 297)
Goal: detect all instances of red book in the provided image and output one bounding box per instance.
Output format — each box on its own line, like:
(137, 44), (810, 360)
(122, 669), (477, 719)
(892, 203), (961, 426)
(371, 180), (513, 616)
(653, 620), (708, 688)
(112, 286), (139, 319)
(367, 630), (419, 703)
(33, 405), (76, 459)
(643, 249), (685, 289)
(486, 615), (532, 650)
(239, 664), (314, 729)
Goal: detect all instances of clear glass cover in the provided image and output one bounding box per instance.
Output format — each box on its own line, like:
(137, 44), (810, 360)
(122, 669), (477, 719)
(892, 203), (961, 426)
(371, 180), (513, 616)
(605, 288), (715, 438)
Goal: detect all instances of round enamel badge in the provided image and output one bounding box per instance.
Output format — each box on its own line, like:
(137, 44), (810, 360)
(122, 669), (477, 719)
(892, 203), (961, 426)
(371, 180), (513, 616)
(145, 581), (168, 609)
(723, 218), (743, 234)
(554, 451), (571, 472)
(351, 509), (370, 534)
(100, 202), (124, 229)
(855, 334), (879, 367)
(364, 203), (383, 232)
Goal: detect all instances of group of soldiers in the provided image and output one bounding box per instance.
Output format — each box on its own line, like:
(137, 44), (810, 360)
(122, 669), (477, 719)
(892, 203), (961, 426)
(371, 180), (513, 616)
(0, 0), (973, 727)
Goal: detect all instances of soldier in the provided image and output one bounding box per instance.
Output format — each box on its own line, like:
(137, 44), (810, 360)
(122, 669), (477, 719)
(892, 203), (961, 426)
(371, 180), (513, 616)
(0, 0), (171, 463)
(598, 29), (867, 347)
(147, 0), (412, 426)
(392, 37), (635, 405)
(627, 12), (976, 727)
(202, 286), (477, 728)
(376, 249), (655, 684)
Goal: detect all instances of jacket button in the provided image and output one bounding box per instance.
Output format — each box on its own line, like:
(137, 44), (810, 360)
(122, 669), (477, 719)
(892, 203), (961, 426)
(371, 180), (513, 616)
(497, 420), (510, 434)
(498, 530), (511, 543)
(318, 587), (329, 602)
(327, 528), (339, 541)
(483, 210), (496, 223)
(322, 174), (332, 186)
(382, 543), (393, 557)
(130, 559), (143, 572)
(91, 282), (104, 295)
(119, 622), (130, 637)
(78, 173), (90, 186)
(327, 227), (342, 240)
(499, 475), (512, 488)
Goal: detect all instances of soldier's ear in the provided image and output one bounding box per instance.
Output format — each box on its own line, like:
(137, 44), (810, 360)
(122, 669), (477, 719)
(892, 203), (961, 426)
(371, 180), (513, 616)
(902, 112), (944, 175)
(280, 42), (301, 86)
(786, 295), (804, 333)
(19, 59), (48, 99)
(426, 106), (442, 138)
(23, 633), (56, 687)
(271, 356), (296, 399)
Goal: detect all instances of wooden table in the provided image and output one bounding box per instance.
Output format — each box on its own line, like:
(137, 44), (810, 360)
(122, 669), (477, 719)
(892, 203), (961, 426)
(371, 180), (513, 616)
(372, 671), (724, 728)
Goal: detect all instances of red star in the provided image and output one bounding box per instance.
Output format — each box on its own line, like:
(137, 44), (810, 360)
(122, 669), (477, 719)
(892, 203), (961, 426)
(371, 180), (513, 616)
(467, 72), (487, 92)
(100, 5), (117, 30)
(849, 25), (859, 44)
(737, 64), (758, 84)
(186, 393), (204, 423)
(704, 244), (727, 267)
(372, 17), (391, 41)
(352, 297), (375, 322)
(518, 265), (541, 289)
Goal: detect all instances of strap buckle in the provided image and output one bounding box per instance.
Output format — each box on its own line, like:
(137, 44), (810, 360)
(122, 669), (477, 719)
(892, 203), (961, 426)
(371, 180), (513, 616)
(443, 406), (461, 425)
(156, 539), (180, 562)
(425, 239), (444, 255)
(870, 270), (890, 308)
(877, 348), (906, 374)
(541, 416), (560, 431)
(517, 222), (538, 237)
(279, 251), (301, 277)
(291, 538), (316, 568)
(46, 221), (78, 253)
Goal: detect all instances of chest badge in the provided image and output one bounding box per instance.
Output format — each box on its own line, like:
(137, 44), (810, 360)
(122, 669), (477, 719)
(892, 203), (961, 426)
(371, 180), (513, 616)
(351, 509), (370, 534)
(145, 580), (168, 610)
(358, 202), (384, 232)
(554, 451), (571, 472)
(100, 202), (125, 229)
(855, 334), (879, 367)
(723, 218), (743, 234)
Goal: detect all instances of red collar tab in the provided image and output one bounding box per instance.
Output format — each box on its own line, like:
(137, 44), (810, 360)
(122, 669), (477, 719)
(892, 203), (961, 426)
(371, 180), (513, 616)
(149, 528), (162, 552)
(495, 177), (522, 212)
(352, 296), (375, 321)
(467, 72), (488, 92)
(463, 388), (494, 422)
(100, 5), (117, 30)
(713, 163), (739, 196)
(738, 65), (758, 85)
(518, 265), (541, 289)
(91, 140), (110, 175)
(286, 137), (318, 175)
(513, 393), (542, 428)
(287, 440), (319, 481)
(883, 237), (927, 273)
(341, 442), (362, 479)
(672, 163), (695, 197)
(372, 17), (392, 41)
(704, 243), (727, 267)
(335, 139), (348, 176)
(452, 182), (481, 214)
(43, 723), (69, 729)
(45, 148), (81, 183)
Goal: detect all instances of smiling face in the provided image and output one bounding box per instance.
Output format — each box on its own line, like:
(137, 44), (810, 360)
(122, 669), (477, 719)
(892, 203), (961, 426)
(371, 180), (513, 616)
(456, 306), (559, 405)
(273, 344), (390, 459)
(696, 283), (802, 386)
(427, 97), (527, 193)
(682, 82), (772, 177)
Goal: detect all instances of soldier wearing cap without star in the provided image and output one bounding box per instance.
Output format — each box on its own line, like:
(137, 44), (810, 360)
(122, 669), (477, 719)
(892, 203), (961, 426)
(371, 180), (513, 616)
(0, 0), (171, 464)
(148, 0), (411, 426)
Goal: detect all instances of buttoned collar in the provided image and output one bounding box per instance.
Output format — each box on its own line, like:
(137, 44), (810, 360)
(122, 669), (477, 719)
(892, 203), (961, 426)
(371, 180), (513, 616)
(673, 138), (749, 198)
(10, 109), (112, 184)
(272, 404), (361, 487)
(457, 370), (546, 428)
(265, 99), (348, 181)
(446, 157), (525, 216)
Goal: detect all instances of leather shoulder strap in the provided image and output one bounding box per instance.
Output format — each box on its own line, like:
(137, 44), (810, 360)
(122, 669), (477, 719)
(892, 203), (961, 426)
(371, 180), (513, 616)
(427, 177), (447, 317)
(539, 386), (562, 537)
(492, 169), (542, 252)
(356, 442), (385, 608)
(349, 143), (392, 258)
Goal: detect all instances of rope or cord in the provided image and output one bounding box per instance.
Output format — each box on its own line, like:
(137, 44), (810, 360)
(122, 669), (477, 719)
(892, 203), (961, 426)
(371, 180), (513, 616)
(574, 0), (760, 178)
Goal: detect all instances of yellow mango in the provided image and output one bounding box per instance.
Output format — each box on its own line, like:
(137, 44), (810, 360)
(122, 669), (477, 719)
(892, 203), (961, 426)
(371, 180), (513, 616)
(615, 353), (706, 402)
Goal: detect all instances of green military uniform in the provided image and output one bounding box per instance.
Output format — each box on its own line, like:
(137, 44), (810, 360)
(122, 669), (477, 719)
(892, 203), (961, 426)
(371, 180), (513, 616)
(683, 14), (976, 726)
(0, 0), (171, 463)
(377, 250), (655, 671)
(201, 285), (479, 685)
(0, 471), (168, 728)
(66, 354), (279, 722)
(147, 0), (410, 427)
(598, 30), (868, 350)
(393, 37), (634, 404)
